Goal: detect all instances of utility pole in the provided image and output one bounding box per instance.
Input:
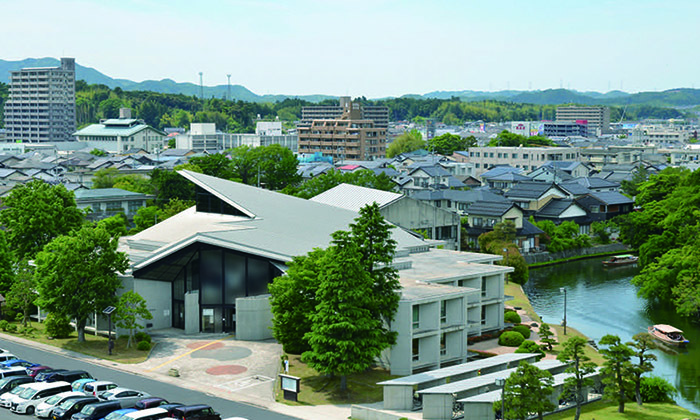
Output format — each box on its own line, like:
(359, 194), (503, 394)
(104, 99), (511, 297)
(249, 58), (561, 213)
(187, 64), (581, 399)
(227, 74), (231, 101)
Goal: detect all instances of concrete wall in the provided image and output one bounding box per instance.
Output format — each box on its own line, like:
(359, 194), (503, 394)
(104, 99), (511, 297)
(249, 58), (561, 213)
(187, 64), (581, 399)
(132, 278), (172, 331)
(185, 291), (199, 335)
(382, 385), (414, 410)
(389, 301), (413, 375)
(235, 295), (273, 341)
(351, 404), (415, 420)
(422, 393), (453, 420)
(381, 198), (460, 250)
(524, 243), (628, 264)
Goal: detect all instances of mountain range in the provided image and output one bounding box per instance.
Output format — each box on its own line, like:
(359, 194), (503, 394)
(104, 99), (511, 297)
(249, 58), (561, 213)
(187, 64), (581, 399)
(2, 58), (700, 108)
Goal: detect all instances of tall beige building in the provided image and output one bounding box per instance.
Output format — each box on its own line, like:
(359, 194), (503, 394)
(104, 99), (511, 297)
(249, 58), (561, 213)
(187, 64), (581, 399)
(556, 105), (610, 135)
(297, 99), (386, 160)
(3, 57), (76, 142)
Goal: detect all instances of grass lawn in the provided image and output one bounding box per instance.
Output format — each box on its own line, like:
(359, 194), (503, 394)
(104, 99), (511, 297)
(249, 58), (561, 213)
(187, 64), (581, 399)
(275, 354), (399, 406)
(505, 282), (541, 323)
(545, 400), (698, 420)
(548, 324), (605, 365)
(0, 321), (152, 364)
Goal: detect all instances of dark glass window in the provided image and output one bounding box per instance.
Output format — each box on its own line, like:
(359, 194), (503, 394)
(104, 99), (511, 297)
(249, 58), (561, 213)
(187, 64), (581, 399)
(224, 252), (246, 304)
(200, 249), (222, 305)
(195, 186), (248, 217)
(248, 258), (270, 295)
(173, 270), (185, 300)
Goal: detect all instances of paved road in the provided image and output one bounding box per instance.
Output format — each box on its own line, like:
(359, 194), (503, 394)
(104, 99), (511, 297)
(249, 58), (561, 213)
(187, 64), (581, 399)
(0, 338), (300, 420)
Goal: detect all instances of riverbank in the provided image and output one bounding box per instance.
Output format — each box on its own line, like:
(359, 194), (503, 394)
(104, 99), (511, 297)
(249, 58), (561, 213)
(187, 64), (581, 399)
(524, 243), (631, 267)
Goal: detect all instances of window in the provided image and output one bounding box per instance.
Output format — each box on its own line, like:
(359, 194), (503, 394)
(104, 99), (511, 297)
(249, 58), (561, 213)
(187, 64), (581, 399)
(512, 153), (518, 158)
(412, 306), (420, 329)
(440, 301), (447, 324)
(523, 153), (529, 159)
(412, 338), (419, 361)
(440, 333), (447, 356)
(489, 153), (494, 158)
(481, 277), (487, 297)
(481, 305), (487, 325)
(497, 153), (502, 158)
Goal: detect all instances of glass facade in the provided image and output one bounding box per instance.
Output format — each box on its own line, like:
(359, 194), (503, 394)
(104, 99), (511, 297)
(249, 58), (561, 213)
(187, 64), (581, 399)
(134, 242), (284, 333)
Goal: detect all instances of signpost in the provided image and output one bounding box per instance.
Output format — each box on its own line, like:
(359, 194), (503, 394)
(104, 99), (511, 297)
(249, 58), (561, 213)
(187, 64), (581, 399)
(279, 374), (301, 402)
(102, 306), (116, 355)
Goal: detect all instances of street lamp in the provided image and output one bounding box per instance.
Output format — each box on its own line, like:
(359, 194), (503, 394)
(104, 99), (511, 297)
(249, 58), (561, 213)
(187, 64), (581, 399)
(103, 306), (116, 355)
(560, 287), (567, 336)
(495, 377), (506, 420)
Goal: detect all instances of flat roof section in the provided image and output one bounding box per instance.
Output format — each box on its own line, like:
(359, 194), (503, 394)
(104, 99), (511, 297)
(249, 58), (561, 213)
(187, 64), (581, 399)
(377, 353), (538, 387)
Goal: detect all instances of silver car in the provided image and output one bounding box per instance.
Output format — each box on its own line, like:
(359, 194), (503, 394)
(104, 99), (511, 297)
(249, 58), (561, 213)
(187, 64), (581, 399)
(97, 388), (150, 408)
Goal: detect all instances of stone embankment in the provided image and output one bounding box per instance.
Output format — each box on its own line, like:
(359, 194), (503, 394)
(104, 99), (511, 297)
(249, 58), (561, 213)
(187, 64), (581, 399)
(524, 243), (629, 265)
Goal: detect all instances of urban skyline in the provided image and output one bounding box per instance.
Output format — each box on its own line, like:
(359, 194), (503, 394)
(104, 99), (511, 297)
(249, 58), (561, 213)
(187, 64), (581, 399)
(3, 0), (699, 98)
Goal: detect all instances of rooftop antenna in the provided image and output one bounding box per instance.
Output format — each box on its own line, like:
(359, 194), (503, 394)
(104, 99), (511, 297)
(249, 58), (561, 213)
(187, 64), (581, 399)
(226, 74), (231, 101)
(199, 72), (204, 100)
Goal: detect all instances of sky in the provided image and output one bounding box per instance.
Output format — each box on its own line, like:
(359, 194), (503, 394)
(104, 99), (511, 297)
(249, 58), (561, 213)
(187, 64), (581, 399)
(2, 0), (698, 98)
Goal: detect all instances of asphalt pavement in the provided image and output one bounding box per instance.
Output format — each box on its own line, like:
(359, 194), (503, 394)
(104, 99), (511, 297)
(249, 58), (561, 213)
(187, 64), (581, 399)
(0, 337), (301, 420)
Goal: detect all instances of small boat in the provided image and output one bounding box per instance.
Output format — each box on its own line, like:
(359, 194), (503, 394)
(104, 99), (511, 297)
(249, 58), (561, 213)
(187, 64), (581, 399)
(602, 254), (638, 266)
(648, 324), (689, 346)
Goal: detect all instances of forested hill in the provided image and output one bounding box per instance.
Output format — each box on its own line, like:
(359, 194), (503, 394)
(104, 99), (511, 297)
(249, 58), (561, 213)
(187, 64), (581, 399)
(2, 58), (700, 108)
(0, 81), (689, 132)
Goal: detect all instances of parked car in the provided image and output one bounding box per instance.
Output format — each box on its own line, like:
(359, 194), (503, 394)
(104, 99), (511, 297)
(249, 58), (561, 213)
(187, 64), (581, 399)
(97, 388), (150, 408)
(0, 366), (31, 379)
(0, 353), (18, 363)
(123, 407), (168, 420)
(157, 403), (184, 416)
(36, 369), (68, 382)
(170, 405), (221, 420)
(72, 378), (96, 392)
(10, 380), (72, 414)
(28, 365), (53, 378)
(50, 396), (99, 420)
(0, 382), (32, 407)
(71, 400), (122, 420)
(35, 391), (85, 419)
(134, 397), (168, 410)
(102, 408), (138, 420)
(46, 370), (93, 384)
(0, 376), (34, 394)
(83, 381), (118, 397)
(0, 358), (38, 369)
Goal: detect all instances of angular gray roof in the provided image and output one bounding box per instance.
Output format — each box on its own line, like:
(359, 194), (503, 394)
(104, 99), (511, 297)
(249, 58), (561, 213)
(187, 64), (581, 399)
(413, 188), (507, 204)
(310, 183), (403, 211)
(466, 201), (518, 217)
(75, 188), (153, 201)
(537, 198), (580, 217)
(408, 165), (451, 177)
(587, 191), (633, 205)
(74, 120), (165, 137)
(561, 177), (619, 189)
(505, 181), (564, 200)
(479, 165), (523, 179)
(486, 172), (532, 182)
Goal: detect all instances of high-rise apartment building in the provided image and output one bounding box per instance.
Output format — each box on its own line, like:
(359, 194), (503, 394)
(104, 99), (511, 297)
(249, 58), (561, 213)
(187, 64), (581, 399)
(3, 57), (77, 142)
(298, 99), (386, 160)
(300, 96), (389, 130)
(555, 105), (610, 135)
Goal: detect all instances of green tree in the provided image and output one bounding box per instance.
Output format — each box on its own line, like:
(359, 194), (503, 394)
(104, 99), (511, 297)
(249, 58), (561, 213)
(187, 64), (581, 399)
(98, 97), (123, 119)
(114, 291), (153, 348)
(0, 180), (85, 260)
(112, 174), (153, 195)
(350, 203), (400, 344)
(557, 336), (598, 420)
(386, 129), (425, 158)
(131, 206), (160, 234)
(97, 213), (128, 238)
(620, 166), (649, 197)
(158, 198), (194, 220)
(599, 334), (635, 413)
(89, 148), (107, 157)
(514, 340), (545, 360)
(488, 130), (554, 147)
(35, 226), (129, 342)
(289, 169), (395, 199)
(189, 153), (235, 180)
(6, 262), (36, 327)
(500, 362), (555, 420)
(258, 144), (302, 190)
(0, 231), (15, 296)
(627, 333), (657, 406)
(92, 167), (120, 189)
(427, 133), (477, 155)
(269, 249), (325, 354)
(150, 168), (194, 205)
(478, 221), (528, 284)
(229, 145), (260, 185)
(301, 230), (385, 392)
(538, 323), (557, 351)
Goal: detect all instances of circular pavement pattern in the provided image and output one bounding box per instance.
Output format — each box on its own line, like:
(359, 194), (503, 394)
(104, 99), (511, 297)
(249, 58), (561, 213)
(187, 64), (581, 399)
(206, 365), (248, 375)
(191, 346), (253, 361)
(186, 341), (225, 350)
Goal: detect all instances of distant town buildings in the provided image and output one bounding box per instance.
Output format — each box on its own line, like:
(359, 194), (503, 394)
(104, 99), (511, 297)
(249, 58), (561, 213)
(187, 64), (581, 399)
(298, 98), (387, 160)
(3, 57), (77, 143)
(458, 146), (581, 176)
(300, 96), (389, 130)
(175, 122), (298, 153)
(73, 108), (167, 153)
(555, 105), (611, 135)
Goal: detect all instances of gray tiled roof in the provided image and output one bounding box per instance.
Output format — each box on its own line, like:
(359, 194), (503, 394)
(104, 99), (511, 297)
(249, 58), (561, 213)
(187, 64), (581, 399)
(537, 198), (578, 217)
(505, 181), (561, 199)
(587, 191), (633, 205)
(466, 200), (517, 216)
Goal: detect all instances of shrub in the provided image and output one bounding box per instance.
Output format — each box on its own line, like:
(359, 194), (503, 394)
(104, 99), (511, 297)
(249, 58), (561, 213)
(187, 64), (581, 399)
(504, 311), (521, 324)
(498, 331), (525, 347)
(20, 326), (37, 337)
(134, 331), (151, 343)
(136, 340), (151, 351)
(6, 323), (17, 333)
(44, 313), (73, 339)
(0, 320), (8, 332)
(640, 376), (676, 403)
(515, 340), (544, 360)
(512, 324), (531, 339)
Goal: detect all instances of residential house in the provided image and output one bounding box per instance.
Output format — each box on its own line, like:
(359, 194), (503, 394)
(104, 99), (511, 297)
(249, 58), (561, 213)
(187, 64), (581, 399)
(463, 201), (543, 252)
(75, 188), (154, 223)
(412, 188), (509, 216)
(310, 183), (461, 249)
(504, 182), (568, 213)
(533, 198), (591, 235)
(575, 191), (634, 222)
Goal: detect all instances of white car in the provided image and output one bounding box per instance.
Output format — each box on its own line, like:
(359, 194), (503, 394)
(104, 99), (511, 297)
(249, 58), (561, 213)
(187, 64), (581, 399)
(10, 381), (72, 414)
(35, 391), (85, 419)
(0, 383), (30, 408)
(0, 354), (17, 364)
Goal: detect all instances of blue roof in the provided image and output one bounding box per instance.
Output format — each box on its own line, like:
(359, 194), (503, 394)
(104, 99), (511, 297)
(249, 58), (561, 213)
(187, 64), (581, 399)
(74, 119), (165, 137)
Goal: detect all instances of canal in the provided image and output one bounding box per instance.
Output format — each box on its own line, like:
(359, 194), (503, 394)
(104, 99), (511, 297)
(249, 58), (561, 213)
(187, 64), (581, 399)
(524, 256), (700, 413)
